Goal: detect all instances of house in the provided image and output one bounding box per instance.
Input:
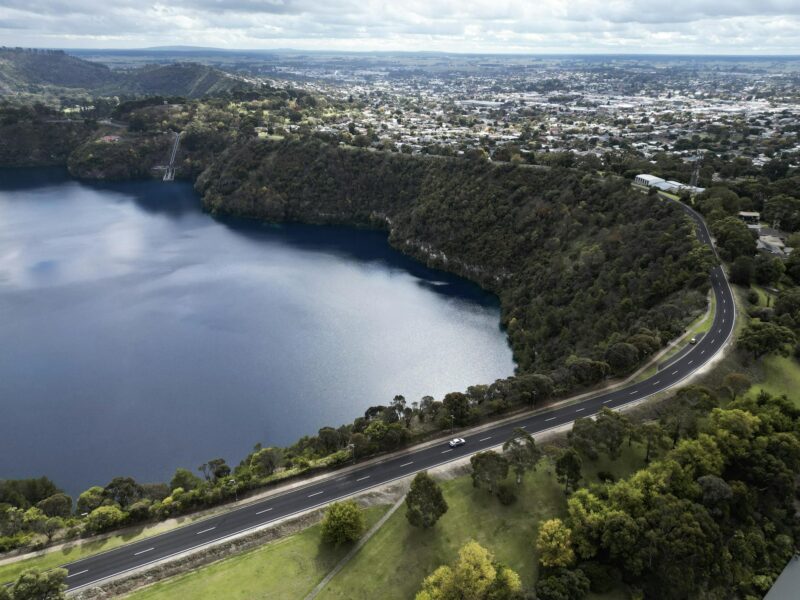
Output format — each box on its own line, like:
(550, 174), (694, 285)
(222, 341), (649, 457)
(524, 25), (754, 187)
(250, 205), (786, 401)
(738, 211), (760, 225)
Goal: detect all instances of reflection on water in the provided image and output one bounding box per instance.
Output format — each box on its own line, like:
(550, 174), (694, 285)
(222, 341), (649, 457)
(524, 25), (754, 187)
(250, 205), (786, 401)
(0, 169), (514, 494)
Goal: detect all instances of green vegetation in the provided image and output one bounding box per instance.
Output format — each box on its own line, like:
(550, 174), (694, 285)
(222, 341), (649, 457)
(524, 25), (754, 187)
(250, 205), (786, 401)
(123, 506), (387, 600)
(0, 568), (66, 600)
(320, 501), (365, 546)
(747, 355), (800, 407)
(405, 472), (448, 529)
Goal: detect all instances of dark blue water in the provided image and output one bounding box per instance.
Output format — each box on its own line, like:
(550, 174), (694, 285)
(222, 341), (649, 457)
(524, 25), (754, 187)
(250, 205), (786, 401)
(0, 169), (514, 496)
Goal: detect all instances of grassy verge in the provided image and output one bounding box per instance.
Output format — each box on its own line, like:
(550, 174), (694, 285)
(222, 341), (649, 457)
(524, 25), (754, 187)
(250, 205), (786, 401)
(318, 444), (646, 600)
(0, 514), (221, 584)
(123, 506), (388, 600)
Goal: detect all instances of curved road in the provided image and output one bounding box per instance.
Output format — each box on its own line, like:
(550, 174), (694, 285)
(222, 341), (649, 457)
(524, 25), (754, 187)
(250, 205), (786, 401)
(64, 197), (735, 592)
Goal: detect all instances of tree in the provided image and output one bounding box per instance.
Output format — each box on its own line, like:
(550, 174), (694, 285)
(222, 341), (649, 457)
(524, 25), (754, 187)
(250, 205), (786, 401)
(555, 448), (582, 493)
(568, 418), (599, 460)
(41, 517), (63, 543)
(535, 568), (590, 600)
(722, 372), (751, 400)
(470, 451), (509, 495)
(414, 541), (521, 600)
(711, 216), (756, 261)
(5, 568), (67, 600)
(86, 505), (127, 533)
(321, 501), (364, 546)
(170, 468), (202, 492)
(763, 194), (800, 230)
(503, 428), (542, 484)
(537, 518), (575, 568)
(639, 422), (669, 463)
(754, 254), (784, 287)
(36, 493), (72, 518)
(442, 392), (474, 427)
(738, 321), (796, 359)
(592, 408), (631, 459)
(729, 256), (754, 286)
(405, 472), (448, 529)
(103, 477), (142, 508)
(250, 447), (283, 477)
(604, 342), (639, 375)
(76, 486), (105, 515)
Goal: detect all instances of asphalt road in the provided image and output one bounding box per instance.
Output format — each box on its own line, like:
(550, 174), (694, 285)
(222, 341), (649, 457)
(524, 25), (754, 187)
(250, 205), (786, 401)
(63, 197), (735, 592)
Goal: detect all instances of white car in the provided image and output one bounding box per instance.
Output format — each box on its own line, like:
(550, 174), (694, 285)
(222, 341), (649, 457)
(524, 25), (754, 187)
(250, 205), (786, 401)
(448, 437), (466, 448)
(690, 337), (698, 345)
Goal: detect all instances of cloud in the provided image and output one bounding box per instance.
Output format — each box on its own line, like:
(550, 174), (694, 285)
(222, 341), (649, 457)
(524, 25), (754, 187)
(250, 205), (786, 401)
(0, 0), (798, 53)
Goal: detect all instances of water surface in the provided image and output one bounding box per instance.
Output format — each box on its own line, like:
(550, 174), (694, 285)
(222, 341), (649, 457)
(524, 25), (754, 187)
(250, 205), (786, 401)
(0, 169), (514, 495)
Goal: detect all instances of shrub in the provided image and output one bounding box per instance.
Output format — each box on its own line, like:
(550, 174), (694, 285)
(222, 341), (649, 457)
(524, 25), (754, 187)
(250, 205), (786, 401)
(321, 501), (365, 546)
(496, 481), (518, 505)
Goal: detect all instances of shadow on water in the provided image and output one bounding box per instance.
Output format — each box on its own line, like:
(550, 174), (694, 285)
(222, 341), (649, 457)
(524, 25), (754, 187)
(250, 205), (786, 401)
(0, 168), (501, 308)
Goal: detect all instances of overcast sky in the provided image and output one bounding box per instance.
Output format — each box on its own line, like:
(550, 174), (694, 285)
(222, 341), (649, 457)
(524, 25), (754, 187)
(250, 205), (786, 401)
(1, 0), (799, 54)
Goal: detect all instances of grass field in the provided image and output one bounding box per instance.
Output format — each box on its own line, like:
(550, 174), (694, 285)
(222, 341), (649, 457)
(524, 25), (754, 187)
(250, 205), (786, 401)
(747, 355), (800, 407)
(318, 444), (646, 600)
(0, 513), (220, 584)
(123, 506), (388, 600)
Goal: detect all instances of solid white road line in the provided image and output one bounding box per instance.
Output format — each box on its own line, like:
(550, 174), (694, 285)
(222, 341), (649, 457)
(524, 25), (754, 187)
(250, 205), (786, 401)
(479, 436), (492, 442)
(196, 527), (216, 535)
(356, 476), (370, 482)
(67, 570), (89, 578)
(399, 461), (414, 467)
(134, 547), (155, 556)
(256, 508), (273, 515)
(308, 491), (324, 498)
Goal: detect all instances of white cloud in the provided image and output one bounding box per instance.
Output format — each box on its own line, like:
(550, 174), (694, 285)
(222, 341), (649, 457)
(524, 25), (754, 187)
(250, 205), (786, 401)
(0, 0), (798, 53)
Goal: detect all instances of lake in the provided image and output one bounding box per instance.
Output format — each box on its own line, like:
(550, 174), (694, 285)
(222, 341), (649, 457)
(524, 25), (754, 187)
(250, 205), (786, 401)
(0, 169), (514, 496)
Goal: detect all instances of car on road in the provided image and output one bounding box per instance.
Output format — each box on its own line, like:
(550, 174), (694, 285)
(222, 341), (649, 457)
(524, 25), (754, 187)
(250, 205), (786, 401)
(448, 437), (466, 448)
(690, 337), (698, 345)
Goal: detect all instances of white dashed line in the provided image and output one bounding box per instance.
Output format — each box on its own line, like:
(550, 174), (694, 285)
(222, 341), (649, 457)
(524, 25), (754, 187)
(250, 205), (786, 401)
(671, 370), (679, 375)
(308, 491), (324, 498)
(356, 476), (370, 482)
(629, 390), (637, 395)
(399, 461), (414, 467)
(479, 437), (492, 442)
(256, 508), (273, 515)
(196, 527), (216, 535)
(653, 380), (661, 385)
(545, 417), (556, 422)
(688, 360), (693, 365)
(134, 547), (155, 556)
(604, 399), (614, 403)
(441, 449), (453, 454)
(575, 408), (585, 412)
(68, 570), (89, 578)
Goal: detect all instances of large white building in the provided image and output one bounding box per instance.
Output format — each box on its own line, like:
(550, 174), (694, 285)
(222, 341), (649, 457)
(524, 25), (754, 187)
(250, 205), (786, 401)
(633, 173), (705, 196)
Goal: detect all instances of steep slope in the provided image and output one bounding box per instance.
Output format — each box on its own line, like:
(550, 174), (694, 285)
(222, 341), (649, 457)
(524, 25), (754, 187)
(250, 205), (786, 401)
(0, 49), (249, 98)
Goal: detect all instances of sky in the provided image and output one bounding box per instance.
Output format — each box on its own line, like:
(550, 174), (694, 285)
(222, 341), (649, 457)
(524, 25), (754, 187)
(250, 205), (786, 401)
(1, 0), (799, 54)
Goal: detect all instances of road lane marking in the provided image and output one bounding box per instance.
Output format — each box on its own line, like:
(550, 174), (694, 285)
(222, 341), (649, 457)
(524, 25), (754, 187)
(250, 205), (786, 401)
(479, 436), (492, 442)
(653, 380), (661, 385)
(399, 461), (414, 467)
(545, 417), (556, 422)
(604, 399), (614, 403)
(718, 329), (722, 334)
(196, 527), (216, 535)
(629, 390), (637, 395)
(356, 476), (370, 482)
(520, 424), (527, 428)
(671, 370), (679, 375)
(308, 491), (324, 498)
(441, 448), (453, 454)
(256, 508), (273, 515)
(688, 360), (693, 365)
(134, 547), (155, 556)
(710, 339), (715, 344)
(575, 408), (585, 412)
(67, 570), (89, 578)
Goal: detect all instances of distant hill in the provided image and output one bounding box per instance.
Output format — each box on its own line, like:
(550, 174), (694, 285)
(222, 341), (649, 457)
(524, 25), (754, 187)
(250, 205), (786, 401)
(0, 48), (250, 98)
